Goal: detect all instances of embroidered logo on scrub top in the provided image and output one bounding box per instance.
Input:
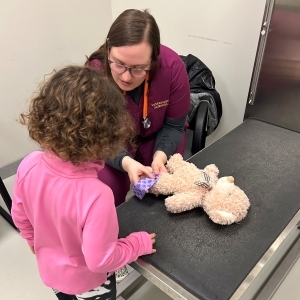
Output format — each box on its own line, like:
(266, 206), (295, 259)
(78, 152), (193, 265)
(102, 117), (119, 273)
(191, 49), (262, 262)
(151, 99), (169, 109)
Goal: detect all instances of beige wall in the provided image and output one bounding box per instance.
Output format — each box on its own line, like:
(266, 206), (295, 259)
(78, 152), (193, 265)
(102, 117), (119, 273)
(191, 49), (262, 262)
(0, 0), (112, 166)
(0, 0), (267, 167)
(111, 0), (266, 146)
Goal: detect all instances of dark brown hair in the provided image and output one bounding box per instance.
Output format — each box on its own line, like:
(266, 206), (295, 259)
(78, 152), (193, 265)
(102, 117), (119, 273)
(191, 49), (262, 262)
(20, 66), (136, 165)
(87, 9), (160, 83)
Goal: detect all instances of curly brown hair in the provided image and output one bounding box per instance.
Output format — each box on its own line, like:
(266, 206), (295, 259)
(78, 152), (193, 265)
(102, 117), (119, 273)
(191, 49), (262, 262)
(20, 65), (136, 165)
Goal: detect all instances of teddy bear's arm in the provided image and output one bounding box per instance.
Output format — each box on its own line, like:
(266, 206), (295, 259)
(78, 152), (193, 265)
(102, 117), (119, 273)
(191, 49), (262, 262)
(164, 191), (202, 213)
(203, 164), (219, 184)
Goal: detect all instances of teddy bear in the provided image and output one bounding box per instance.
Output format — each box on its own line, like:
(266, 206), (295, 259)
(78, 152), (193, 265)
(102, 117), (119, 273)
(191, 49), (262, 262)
(148, 154), (250, 225)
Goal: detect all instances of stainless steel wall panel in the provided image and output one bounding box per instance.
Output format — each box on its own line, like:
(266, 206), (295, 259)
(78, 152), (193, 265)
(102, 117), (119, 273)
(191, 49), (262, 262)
(245, 0), (300, 132)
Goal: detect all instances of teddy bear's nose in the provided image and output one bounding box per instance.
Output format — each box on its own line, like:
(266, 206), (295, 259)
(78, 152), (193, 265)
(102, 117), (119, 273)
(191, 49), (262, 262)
(227, 176), (234, 183)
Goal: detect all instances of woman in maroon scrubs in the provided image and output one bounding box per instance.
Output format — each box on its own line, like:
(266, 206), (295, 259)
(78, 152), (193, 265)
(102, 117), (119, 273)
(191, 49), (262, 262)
(86, 8), (190, 208)
(86, 8), (190, 282)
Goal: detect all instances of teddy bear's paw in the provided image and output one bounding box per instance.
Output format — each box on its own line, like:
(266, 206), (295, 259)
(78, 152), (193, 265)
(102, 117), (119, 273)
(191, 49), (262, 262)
(204, 164), (219, 175)
(209, 210), (237, 225)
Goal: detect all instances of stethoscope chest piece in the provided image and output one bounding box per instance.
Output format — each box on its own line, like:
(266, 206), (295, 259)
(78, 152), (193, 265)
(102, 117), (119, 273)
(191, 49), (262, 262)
(142, 117), (151, 129)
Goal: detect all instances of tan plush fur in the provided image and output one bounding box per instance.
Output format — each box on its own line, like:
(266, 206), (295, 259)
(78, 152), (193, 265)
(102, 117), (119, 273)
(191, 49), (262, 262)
(149, 154), (250, 225)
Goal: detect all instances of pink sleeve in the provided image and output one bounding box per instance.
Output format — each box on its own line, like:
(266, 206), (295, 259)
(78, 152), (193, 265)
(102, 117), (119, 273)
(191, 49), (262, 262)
(81, 187), (153, 273)
(11, 171), (34, 247)
(166, 58), (190, 119)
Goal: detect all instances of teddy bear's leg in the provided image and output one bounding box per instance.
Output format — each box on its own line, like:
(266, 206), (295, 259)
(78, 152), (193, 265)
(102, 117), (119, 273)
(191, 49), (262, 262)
(203, 193), (238, 225)
(165, 191), (202, 213)
(203, 186), (250, 225)
(205, 209), (238, 225)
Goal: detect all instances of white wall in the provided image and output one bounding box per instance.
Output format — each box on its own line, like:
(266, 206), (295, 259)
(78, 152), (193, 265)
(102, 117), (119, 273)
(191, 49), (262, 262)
(0, 0), (266, 167)
(0, 0), (112, 167)
(111, 0), (266, 145)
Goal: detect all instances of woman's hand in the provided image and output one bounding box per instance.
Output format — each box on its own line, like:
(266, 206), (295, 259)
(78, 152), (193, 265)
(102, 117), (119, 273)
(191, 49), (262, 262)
(122, 156), (154, 184)
(151, 151), (168, 175)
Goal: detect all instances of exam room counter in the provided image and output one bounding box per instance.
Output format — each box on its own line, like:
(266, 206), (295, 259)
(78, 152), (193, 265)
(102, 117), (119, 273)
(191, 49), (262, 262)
(117, 119), (300, 300)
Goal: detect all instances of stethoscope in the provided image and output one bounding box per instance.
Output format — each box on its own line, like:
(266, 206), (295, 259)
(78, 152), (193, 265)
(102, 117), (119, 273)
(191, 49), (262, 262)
(123, 73), (151, 129)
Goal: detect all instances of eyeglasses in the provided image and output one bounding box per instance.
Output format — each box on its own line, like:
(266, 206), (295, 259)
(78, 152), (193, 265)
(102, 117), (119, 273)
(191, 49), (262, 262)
(108, 58), (150, 78)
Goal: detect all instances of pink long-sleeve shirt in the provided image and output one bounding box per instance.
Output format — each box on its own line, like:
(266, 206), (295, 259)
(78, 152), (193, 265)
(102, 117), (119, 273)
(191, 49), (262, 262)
(11, 151), (152, 294)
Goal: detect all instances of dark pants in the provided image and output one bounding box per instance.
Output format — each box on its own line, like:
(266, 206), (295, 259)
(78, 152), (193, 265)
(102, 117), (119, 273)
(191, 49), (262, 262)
(53, 273), (116, 300)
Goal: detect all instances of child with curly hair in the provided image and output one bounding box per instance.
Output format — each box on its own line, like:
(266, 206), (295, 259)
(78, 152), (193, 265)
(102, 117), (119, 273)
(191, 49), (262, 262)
(11, 66), (156, 300)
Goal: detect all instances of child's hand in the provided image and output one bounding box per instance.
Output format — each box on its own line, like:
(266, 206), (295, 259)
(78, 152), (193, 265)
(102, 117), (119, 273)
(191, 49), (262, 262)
(149, 233), (156, 253)
(29, 246), (35, 254)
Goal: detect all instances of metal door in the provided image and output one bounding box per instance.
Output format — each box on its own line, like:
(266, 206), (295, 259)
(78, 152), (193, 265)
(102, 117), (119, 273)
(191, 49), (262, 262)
(245, 0), (300, 132)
